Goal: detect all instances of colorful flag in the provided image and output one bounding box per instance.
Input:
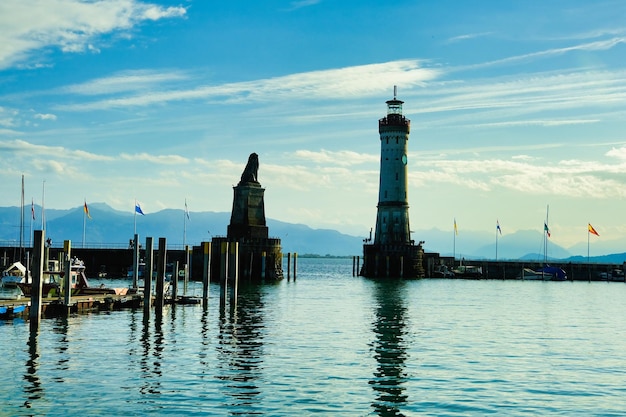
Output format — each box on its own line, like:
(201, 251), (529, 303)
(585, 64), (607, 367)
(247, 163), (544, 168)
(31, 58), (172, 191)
(31, 198), (35, 221)
(454, 219), (458, 235)
(588, 223), (599, 236)
(544, 222), (551, 238)
(135, 202), (145, 215)
(83, 200), (92, 219)
(496, 220), (502, 235)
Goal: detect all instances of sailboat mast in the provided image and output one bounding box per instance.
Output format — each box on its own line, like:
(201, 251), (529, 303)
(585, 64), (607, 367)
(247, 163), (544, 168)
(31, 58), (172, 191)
(20, 174), (24, 261)
(544, 205), (549, 263)
(41, 180), (46, 232)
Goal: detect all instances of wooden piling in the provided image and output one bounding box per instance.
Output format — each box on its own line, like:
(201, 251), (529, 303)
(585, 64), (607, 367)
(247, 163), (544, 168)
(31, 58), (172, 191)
(202, 242), (210, 305)
(63, 240), (72, 314)
(386, 256), (390, 277)
(261, 251), (266, 282)
(220, 241), (228, 309)
(293, 252), (297, 281)
(230, 242), (239, 307)
(29, 230), (45, 331)
(143, 237), (153, 319)
(172, 260), (179, 300)
(154, 237), (166, 317)
(287, 253), (291, 281)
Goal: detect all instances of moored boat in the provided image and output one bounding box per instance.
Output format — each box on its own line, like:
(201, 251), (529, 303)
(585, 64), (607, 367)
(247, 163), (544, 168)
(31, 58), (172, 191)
(17, 258), (133, 297)
(519, 265), (567, 281)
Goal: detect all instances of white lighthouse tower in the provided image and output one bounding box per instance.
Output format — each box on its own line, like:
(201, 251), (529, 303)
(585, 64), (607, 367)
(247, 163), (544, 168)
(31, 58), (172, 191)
(362, 87), (424, 278)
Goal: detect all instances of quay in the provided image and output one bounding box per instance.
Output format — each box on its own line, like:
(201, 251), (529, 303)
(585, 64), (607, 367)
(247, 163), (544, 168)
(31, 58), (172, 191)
(424, 256), (626, 281)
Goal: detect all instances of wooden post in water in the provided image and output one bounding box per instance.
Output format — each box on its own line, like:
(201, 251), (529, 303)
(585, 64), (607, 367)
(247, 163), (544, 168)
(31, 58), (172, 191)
(357, 256), (360, 276)
(287, 253), (291, 281)
(63, 240), (72, 314)
(386, 255), (390, 277)
(155, 237), (166, 317)
(400, 256), (404, 278)
(143, 237), (153, 319)
(220, 241), (229, 309)
(293, 252), (297, 281)
(185, 245), (191, 295)
(230, 242), (239, 307)
(30, 230), (45, 331)
(352, 256), (356, 277)
(202, 242), (211, 305)
(132, 233), (139, 289)
(261, 251), (266, 282)
(172, 261), (179, 301)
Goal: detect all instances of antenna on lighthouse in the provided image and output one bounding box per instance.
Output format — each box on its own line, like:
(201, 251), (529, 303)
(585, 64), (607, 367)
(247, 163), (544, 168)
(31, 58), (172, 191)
(393, 85), (397, 99)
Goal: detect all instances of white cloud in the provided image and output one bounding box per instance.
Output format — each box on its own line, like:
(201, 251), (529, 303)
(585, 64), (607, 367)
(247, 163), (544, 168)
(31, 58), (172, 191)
(0, 0), (186, 69)
(63, 69), (189, 95)
(34, 113), (57, 121)
(293, 149), (378, 166)
(56, 60), (440, 110)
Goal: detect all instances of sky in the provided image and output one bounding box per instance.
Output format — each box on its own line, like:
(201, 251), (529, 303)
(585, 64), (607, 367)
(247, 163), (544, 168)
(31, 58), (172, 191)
(2, 0), (626, 254)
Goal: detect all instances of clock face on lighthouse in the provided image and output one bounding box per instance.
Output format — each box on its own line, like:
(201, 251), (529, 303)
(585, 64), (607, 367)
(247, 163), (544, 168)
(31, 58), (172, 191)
(401, 154), (407, 165)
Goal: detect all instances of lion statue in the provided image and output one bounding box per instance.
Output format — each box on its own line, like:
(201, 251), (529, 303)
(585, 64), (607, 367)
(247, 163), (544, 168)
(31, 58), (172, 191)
(239, 152), (259, 184)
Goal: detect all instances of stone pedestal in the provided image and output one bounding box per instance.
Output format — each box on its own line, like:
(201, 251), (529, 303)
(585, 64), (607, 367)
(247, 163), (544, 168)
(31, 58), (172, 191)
(227, 184), (269, 240)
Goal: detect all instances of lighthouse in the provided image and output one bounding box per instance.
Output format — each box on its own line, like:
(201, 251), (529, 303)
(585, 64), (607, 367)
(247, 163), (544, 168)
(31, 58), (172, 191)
(361, 88), (424, 278)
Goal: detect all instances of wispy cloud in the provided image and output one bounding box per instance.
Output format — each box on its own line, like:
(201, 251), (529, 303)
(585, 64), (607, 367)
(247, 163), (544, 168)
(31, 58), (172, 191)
(56, 60), (440, 110)
(447, 32), (493, 43)
(294, 149), (378, 166)
(454, 37), (626, 72)
(120, 152), (190, 165)
(0, 0), (187, 69)
(0, 139), (112, 161)
(64, 70), (189, 96)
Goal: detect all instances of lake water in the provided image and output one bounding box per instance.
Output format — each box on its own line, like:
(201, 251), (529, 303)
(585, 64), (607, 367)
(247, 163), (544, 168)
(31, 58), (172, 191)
(2, 257), (626, 416)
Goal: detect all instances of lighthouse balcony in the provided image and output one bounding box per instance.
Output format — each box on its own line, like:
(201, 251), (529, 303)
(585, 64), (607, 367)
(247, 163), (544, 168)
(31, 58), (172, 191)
(379, 114), (410, 131)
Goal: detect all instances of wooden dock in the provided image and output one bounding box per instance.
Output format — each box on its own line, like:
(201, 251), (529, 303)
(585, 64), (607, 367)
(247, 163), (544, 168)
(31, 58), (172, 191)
(0, 293), (144, 320)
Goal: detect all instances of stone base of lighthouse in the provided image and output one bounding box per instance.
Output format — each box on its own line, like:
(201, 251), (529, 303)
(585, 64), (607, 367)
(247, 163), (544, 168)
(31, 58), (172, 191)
(361, 243), (425, 278)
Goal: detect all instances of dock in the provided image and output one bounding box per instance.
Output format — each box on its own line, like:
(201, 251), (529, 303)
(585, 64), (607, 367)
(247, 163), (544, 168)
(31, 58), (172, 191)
(0, 293), (144, 320)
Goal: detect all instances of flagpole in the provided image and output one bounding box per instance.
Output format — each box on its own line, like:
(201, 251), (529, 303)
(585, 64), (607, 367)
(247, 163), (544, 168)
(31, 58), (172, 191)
(134, 199), (137, 235)
(453, 218), (456, 262)
(183, 199), (187, 249)
(495, 224), (498, 261)
(587, 227), (590, 264)
(83, 199), (86, 248)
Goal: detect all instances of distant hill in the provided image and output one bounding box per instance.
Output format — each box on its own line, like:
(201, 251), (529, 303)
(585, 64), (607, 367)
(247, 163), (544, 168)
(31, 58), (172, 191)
(1, 203), (625, 261)
(0, 203), (363, 256)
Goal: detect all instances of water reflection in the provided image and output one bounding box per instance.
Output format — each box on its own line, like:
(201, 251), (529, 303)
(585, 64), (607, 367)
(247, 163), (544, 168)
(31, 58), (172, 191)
(369, 280), (410, 416)
(23, 330), (43, 410)
(216, 284), (265, 414)
(139, 315), (164, 396)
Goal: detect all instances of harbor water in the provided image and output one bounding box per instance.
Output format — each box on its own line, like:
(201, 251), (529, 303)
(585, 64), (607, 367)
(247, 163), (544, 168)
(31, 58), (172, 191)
(2, 257), (626, 416)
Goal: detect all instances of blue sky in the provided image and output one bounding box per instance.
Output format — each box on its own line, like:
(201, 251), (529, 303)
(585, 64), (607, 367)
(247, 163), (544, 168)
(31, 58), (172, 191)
(2, 0), (626, 254)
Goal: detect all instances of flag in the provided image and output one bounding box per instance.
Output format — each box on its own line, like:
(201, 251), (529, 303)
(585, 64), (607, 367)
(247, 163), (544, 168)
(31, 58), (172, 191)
(454, 219), (458, 235)
(31, 198), (35, 221)
(588, 223), (599, 236)
(135, 202), (145, 215)
(84, 200), (92, 219)
(496, 220), (502, 235)
(544, 222), (551, 238)
(185, 200), (190, 220)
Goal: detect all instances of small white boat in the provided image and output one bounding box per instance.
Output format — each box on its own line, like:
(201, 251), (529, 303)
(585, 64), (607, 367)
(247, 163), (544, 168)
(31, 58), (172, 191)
(1, 262), (27, 288)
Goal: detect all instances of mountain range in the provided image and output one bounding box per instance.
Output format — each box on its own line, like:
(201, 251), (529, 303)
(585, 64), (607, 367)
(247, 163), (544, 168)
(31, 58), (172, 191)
(1, 203), (625, 263)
